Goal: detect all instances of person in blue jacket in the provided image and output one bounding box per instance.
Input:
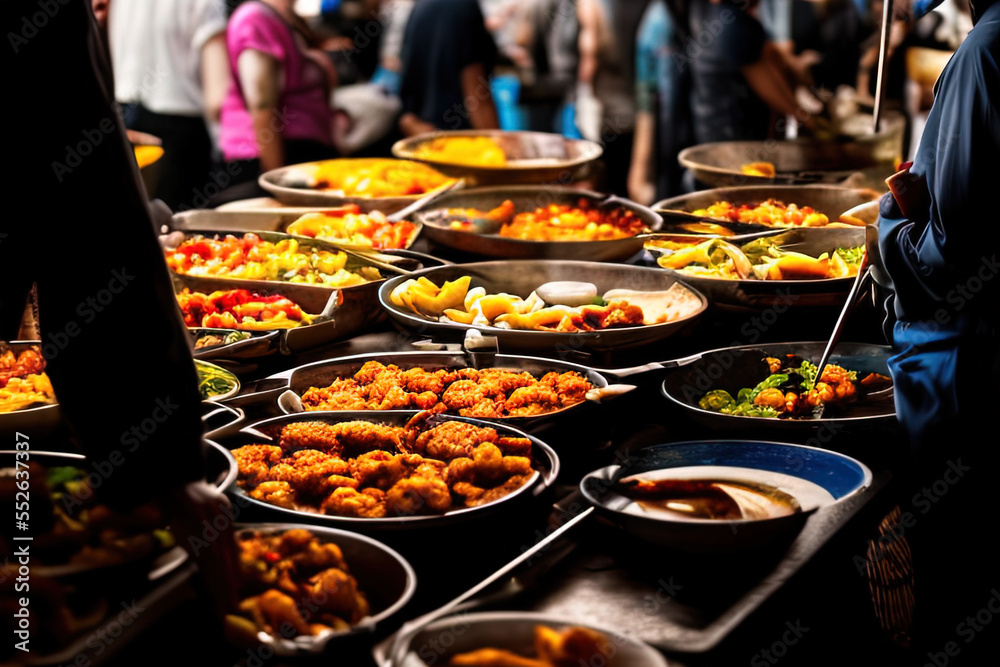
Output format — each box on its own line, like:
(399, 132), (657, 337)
(876, 0), (1000, 659)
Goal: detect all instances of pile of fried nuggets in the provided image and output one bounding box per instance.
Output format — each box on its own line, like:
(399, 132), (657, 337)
(233, 414), (538, 518)
(301, 360), (593, 418)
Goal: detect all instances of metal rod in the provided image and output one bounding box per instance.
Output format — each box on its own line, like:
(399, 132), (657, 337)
(873, 0), (895, 133)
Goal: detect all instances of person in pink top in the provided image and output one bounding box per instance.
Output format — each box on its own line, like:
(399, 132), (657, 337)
(218, 0), (338, 200)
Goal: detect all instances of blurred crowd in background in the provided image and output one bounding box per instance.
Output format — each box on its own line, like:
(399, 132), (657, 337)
(90, 0), (973, 211)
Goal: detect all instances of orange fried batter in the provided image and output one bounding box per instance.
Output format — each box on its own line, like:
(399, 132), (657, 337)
(249, 481), (297, 508)
(414, 421), (499, 460)
(320, 487), (386, 517)
(232, 445), (283, 488)
(302, 366), (592, 417)
(279, 422), (343, 455)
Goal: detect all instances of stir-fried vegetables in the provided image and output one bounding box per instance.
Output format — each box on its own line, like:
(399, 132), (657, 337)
(648, 233), (864, 280)
(698, 355), (889, 419)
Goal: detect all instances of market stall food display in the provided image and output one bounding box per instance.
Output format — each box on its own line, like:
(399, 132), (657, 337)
(9, 133), (907, 667)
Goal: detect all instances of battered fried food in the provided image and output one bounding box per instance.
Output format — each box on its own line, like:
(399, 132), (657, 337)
(301, 365), (592, 418)
(414, 421), (499, 460)
(233, 418), (539, 518)
(446, 625), (611, 667)
(279, 422), (343, 456)
(249, 481), (297, 508)
(232, 445), (283, 488)
(232, 529), (371, 640)
(320, 487), (387, 518)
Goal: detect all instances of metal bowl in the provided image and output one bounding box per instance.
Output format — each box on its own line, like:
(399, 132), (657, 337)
(678, 113), (905, 189)
(259, 158), (457, 211)
(643, 227), (866, 310)
(246, 349), (631, 435)
(229, 522), (417, 657)
(386, 611), (669, 667)
(171, 208), (423, 251)
(167, 230), (445, 351)
(653, 185), (880, 235)
(0, 341), (60, 437)
(222, 411), (560, 532)
(413, 186), (662, 261)
(378, 261), (708, 353)
(660, 341), (897, 433)
(392, 130), (603, 186)
(580, 440), (872, 553)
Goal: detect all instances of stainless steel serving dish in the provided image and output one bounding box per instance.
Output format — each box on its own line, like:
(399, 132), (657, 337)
(0, 341), (60, 437)
(644, 227), (866, 310)
(678, 112), (904, 190)
(653, 184), (880, 235)
(166, 229), (445, 351)
(412, 186), (662, 261)
(378, 261), (708, 353)
(229, 522), (417, 657)
(383, 611), (670, 667)
(259, 158), (458, 211)
(225, 349), (635, 436)
(660, 341), (897, 434)
(171, 208), (423, 250)
(221, 411), (560, 532)
(392, 130), (603, 186)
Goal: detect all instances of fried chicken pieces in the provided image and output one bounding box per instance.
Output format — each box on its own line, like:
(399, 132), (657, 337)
(447, 625), (613, 667)
(300, 361), (592, 418)
(228, 529), (369, 642)
(233, 416), (536, 518)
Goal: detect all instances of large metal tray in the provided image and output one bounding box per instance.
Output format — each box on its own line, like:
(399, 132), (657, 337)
(412, 186), (662, 261)
(259, 158), (457, 210)
(378, 260), (708, 354)
(392, 130), (603, 186)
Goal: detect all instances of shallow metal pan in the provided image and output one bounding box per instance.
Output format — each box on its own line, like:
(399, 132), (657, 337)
(378, 260), (708, 353)
(392, 130), (603, 186)
(224, 349), (637, 436)
(412, 186), (662, 261)
(166, 229), (446, 351)
(653, 184), (880, 235)
(220, 410), (560, 533)
(259, 158), (459, 211)
(677, 114), (905, 188)
(660, 341), (897, 433)
(642, 227), (867, 310)
(171, 208), (423, 250)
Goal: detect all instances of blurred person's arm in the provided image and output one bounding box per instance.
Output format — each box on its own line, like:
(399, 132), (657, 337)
(461, 61), (500, 129)
(577, 0), (598, 84)
(742, 49), (815, 124)
(238, 48), (286, 171)
(628, 112), (656, 204)
(201, 33), (229, 123)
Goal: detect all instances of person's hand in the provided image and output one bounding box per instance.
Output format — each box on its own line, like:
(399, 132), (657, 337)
(165, 480), (242, 617)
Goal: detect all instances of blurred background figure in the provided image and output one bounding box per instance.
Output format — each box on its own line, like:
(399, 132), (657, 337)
(398, 0), (500, 135)
(628, 0), (683, 203)
(576, 0), (647, 196)
(216, 0), (340, 202)
(106, 0), (230, 211)
(510, 0), (579, 134)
